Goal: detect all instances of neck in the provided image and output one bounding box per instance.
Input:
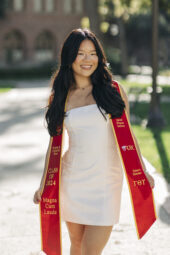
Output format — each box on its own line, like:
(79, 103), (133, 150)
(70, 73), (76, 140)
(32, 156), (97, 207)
(73, 74), (92, 89)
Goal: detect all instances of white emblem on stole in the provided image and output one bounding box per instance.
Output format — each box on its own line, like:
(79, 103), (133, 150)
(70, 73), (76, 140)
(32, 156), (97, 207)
(121, 145), (127, 151)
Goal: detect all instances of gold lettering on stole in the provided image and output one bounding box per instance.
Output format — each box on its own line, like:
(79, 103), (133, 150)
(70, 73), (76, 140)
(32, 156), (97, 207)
(48, 168), (58, 174)
(127, 145), (135, 150)
(46, 180), (56, 186)
(43, 197), (57, 215)
(133, 179), (146, 187)
(46, 168), (58, 187)
(52, 146), (61, 156)
(122, 145), (135, 151)
(43, 209), (57, 215)
(132, 169), (142, 176)
(49, 174), (54, 179)
(43, 198), (57, 203)
(115, 118), (125, 128)
(45, 204), (56, 209)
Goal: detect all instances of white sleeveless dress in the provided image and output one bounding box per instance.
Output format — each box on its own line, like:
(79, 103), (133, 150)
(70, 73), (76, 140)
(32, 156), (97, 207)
(60, 104), (124, 226)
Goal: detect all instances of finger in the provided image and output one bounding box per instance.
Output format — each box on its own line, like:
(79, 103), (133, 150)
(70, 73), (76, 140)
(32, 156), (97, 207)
(34, 197), (40, 204)
(33, 195), (39, 204)
(37, 192), (42, 202)
(33, 191), (41, 204)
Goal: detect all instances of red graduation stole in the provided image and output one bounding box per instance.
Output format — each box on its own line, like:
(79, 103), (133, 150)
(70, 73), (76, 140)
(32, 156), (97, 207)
(39, 81), (157, 254)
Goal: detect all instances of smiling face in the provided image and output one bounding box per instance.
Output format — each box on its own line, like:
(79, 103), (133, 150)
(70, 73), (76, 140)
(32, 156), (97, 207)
(72, 39), (99, 79)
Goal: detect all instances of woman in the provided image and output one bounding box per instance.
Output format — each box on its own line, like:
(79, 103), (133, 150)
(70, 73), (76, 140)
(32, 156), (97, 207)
(33, 28), (155, 255)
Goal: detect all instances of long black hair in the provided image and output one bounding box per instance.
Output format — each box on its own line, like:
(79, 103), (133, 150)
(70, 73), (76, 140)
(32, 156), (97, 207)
(45, 28), (125, 136)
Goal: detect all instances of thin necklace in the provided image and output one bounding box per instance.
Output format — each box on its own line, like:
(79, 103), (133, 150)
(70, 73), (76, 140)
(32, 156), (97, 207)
(76, 85), (92, 90)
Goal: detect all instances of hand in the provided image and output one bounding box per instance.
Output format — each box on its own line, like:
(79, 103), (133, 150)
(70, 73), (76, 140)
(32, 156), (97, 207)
(33, 189), (42, 204)
(145, 172), (155, 189)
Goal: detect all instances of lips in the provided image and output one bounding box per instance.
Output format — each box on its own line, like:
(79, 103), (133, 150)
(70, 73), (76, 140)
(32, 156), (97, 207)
(80, 65), (92, 70)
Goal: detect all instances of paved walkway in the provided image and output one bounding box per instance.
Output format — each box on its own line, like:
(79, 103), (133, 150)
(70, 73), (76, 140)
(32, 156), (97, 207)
(0, 83), (170, 255)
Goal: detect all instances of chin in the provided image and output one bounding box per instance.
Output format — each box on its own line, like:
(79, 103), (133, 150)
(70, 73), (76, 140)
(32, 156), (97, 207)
(80, 69), (96, 76)
(81, 73), (93, 78)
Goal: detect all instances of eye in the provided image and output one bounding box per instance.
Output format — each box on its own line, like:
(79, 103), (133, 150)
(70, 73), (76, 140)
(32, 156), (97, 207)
(78, 52), (84, 55)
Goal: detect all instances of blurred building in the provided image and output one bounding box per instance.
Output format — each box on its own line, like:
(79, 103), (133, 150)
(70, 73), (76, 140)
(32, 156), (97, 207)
(0, 0), (86, 67)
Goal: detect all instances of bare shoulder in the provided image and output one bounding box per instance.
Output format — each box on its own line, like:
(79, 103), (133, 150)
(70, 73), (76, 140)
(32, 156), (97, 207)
(115, 81), (130, 116)
(118, 83), (128, 102)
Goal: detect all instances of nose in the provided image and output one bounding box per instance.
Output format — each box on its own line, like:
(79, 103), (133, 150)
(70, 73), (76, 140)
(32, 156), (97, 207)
(84, 54), (91, 60)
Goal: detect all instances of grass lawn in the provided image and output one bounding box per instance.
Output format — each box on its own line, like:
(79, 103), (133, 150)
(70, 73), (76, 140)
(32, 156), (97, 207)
(119, 79), (170, 95)
(0, 88), (13, 93)
(0, 83), (15, 93)
(119, 79), (170, 182)
(132, 125), (170, 182)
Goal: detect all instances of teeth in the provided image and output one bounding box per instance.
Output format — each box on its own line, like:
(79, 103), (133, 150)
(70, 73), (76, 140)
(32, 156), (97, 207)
(81, 65), (92, 68)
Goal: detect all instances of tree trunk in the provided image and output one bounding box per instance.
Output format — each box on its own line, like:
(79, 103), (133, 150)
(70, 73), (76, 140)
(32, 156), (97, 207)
(0, 0), (7, 18)
(84, 0), (100, 36)
(147, 0), (165, 128)
(118, 17), (128, 77)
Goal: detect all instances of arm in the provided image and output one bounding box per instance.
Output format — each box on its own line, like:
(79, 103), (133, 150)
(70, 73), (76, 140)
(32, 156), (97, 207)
(33, 137), (52, 204)
(119, 84), (155, 189)
(39, 137), (52, 191)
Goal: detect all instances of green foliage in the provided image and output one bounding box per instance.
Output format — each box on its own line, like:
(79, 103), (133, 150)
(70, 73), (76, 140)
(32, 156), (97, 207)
(124, 12), (169, 65)
(159, 0), (170, 15)
(105, 47), (121, 63)
(120, 0), (132, 6)
(0, 0), (7, 18)
(0, 61), (58, 79)
(118, 0), (170, 16)
(105, 47), (122, 74)
(100, 0), (170, 17)
(126, 14), (152, 46)
(159, 14), (170, 37)
(138, 0), (151, 12)
(104, 0), (115, 17)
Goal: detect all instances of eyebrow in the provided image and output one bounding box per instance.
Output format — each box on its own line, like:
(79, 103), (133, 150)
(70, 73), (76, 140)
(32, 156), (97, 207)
(78, 49), (97, 52)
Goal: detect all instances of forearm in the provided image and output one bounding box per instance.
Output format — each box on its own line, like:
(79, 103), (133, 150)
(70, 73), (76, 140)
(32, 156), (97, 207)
(39, 138), (52, 191)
